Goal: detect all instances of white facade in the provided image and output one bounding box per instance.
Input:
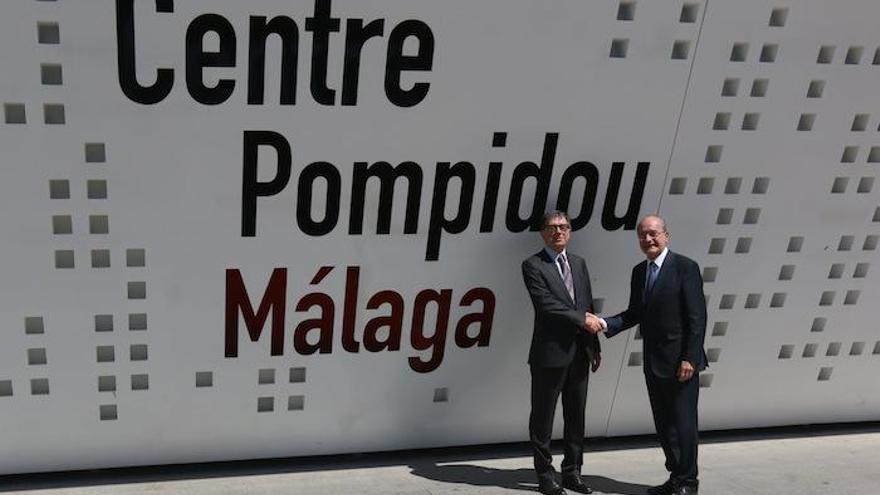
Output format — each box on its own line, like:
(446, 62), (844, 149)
(0, 0), (878, 474)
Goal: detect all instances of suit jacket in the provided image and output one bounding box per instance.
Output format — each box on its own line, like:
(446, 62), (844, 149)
(522, 249), (601, 367)
(605, 250), (707, 379)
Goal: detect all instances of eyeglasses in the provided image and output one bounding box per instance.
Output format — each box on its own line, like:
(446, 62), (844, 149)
(543, 224), (571, 232)
(637, 230), (666, 240)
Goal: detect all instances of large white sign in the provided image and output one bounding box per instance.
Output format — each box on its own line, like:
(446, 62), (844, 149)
(1, 0), (878, 474)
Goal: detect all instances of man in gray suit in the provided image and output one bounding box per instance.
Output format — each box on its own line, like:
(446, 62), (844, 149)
(521, 211), (601, 495)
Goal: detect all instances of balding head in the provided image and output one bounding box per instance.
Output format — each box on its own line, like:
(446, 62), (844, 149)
(637, 215), (669, 260)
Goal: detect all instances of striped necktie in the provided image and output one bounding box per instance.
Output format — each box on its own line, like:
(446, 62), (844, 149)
(557, 254), (575, 301)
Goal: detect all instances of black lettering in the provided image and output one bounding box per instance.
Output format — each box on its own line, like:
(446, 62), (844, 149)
(506, 133), (558, 232)
(480, 132), (507, 232)
(385, 20), (434, 107)
(241, 131), (292, 236)
(297, 161), (341, 235)
(305, 0), (341, 105)
(426, 161), (475, 261)
(186, 14), (237, 105)
(602, 161), (650, 230)
(349, 161), (422, 235)
(115, 0), (174, 105)
(556, 161), (600, 230)
(247, 16), (299, 105)
(341, 19), (385, 105)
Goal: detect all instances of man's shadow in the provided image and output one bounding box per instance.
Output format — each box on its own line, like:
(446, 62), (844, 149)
(409, 462), (649, 495)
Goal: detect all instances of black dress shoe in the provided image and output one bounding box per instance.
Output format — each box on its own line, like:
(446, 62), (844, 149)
(561, 473), (593, 494)
(646, 479), (675, 495)
(537, 476), (566, 495)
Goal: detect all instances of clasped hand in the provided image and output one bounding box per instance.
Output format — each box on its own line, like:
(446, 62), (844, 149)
(583, 312), (604, 334)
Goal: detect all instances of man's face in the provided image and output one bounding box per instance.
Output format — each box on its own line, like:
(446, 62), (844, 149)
(541, 216), (571, 253)
(637, 217), (668, 260)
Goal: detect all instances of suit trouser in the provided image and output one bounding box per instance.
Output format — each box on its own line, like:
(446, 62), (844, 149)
(529, 348), (590, 480)
(645, 371), (700, 486)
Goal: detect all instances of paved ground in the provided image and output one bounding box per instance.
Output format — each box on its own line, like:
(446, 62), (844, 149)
(2, 423), (879, 494)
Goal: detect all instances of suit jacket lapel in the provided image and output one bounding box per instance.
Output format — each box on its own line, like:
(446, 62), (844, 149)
(635, 260), (648, 308)
(571, 255), (583, 305)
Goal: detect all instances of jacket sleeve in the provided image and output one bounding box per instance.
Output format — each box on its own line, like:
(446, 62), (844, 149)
(604, 265), (643, 338)
(521, 259), (584, 332)
(679, 258), (707, 366)
(575, 257), (601, 354)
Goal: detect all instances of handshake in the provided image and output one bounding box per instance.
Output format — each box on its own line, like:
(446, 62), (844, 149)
(583, 312), (605, 335)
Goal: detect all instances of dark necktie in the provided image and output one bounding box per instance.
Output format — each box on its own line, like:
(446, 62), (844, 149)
(557, 254), (575, 301)
(645, 261), (659, 300)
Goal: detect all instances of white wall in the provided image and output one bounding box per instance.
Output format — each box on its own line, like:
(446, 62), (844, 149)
(0, 0), (878, 474)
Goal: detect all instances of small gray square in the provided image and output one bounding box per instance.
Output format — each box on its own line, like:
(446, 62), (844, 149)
(91, 249), (111, 268)
(750, 79), (769, 97)
(129, 313), (147, 331)
(0, 380), (12, 397)
(671, 40), (690, 60)
(98, 375), (116, 392)
(52, 215), (72, 234)
(680, 3), (699, 23)
(44, 104), (65, 124)
(100, 404), (117, 420)
(289, 367), (306, 383)
(258, 397), (274, 412)
(37, 22), (60, 44)
(432, 388), (448, 403)
(126, 249), (146, 267)
(705, 145), (722, 163)
(769, 8), (788, 27)
(87, 180), (108, 199)
(49, 179), (69, 199)
(131, 374), (149, 390)
(258, 368), (275, 385)
(89, 215), (109, 234)
(4, 103), (26, 124)
(96, 345), (115, 363)
(130, 344), (148, 361)
(85, 143), (106, 163)
(288, 395), (305, 411)
(31, 378), (50, 395)
(25, 316), (44, 335)
(128, 281), (146, 299)
(610, 38), (628, 58)
(627, 352), (643, 367)
(617, 2), (635, 21)
(730, 42), (748, 62)
(696, 178), (714, 194)
(41, 64), (62, 85)
(817, 45), (835, 64)
(95, 314), (114, 332)
(27, 348), (47, 365)
(55, 250), (74, 269)
(195, 371), (213, 387)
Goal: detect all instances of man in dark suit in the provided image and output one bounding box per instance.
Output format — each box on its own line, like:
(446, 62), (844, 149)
(521, 211), (602, 495)
(591, 215), (707, 495)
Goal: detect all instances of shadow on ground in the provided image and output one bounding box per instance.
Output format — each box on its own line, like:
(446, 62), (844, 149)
(408, 462), (650, 494)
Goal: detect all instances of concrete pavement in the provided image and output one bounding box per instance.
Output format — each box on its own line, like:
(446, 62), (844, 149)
(2, 423), (879, 494)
